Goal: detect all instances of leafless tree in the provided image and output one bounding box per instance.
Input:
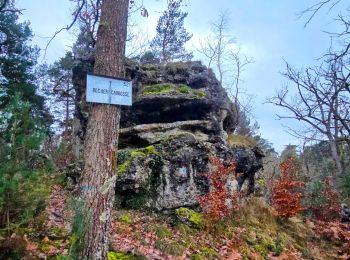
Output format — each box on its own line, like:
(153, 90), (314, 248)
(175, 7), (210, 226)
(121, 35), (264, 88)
(268, 0), (350, 175)
(125, 21), (150, 58)
(227, 48), (255, 134)
(197, 11), (233, 84)
(299, 0), (345, 27)
(268, 60), (349, 175)
(45, 0), (147, 58)
(197, 12), (255, 135)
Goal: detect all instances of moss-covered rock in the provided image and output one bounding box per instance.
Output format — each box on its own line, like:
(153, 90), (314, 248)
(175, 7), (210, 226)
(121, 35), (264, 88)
(141, 83), (206, 98)
(142, 84), (173, 95)
(117, 145), (158, 175)
(175, 207), (204, 229)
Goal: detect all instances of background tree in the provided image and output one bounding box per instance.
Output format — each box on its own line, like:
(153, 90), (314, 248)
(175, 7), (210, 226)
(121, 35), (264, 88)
(150, 0), (193, 63)
(0, 95), (50, 230)
(269, 0), (350, 176)
(70, 0), (148, 60)
(0, 3), (50, 125)
(197, 12), (255, 136)
(269, 60), (349, 175)
(44, 52), (75, 139)
(198, 12), (232, 84)
(0, 0), (52, 232)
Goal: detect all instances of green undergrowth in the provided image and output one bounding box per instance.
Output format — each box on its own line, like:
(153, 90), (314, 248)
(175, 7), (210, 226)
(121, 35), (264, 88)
(118, 213), (133, 224)
(110, 197), (340, 259)
(14, 195), (342, 259)
(108, 251), (146, 260)
(191, 246), (219, 260)
(231, 197), (316, 258)
(155, 240), (187, 256)
(141, 83), (206, 98)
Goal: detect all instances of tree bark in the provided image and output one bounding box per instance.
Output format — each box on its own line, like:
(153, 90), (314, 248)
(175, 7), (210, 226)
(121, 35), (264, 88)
(80, 0), (129, 259)
(327, 133), (343, 175)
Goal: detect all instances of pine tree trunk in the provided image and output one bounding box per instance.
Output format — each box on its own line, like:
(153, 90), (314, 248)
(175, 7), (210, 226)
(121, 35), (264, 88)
(80, 0), (129, 259)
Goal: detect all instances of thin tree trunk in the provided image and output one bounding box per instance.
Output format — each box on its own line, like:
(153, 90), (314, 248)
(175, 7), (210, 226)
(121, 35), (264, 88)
(80, 0), (129, 259)
(65, 94), (69, 140)
(6, 192), (10, 232)
(327, 134), (343, 175)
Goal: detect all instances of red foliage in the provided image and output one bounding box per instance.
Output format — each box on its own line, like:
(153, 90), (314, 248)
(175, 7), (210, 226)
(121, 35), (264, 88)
(310, 177), (341, 221)
(198, 156), (241, 221)
(272, 157), (305, 218)
(314, 220), (350, 258)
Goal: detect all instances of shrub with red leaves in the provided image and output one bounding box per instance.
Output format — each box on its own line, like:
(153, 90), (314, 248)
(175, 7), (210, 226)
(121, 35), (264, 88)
(272, 157), (305, 218)
(198, 156), (241, 221)
(309, 177), (341, 221)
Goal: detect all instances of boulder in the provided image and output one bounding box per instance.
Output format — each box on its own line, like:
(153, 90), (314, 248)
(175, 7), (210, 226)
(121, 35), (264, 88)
(71, 59), (264, 210)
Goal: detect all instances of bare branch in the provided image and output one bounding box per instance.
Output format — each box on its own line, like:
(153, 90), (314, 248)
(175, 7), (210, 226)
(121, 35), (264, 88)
(299, 0), (342, 27)
(43, 0), (87, 59)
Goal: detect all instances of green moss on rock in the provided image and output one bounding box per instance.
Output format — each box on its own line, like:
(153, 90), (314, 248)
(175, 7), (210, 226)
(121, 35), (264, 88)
(117, 146), (158, 174)
(178, 84), (191, 94)
(141, 83), (206, 98)
(175, 207), (204, 229)
(142, 84), (173, 95)
(108, 251), (146, 260)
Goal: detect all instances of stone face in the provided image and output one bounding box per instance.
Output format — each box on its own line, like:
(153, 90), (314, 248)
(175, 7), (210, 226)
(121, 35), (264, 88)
(72, 59), (264, 210)
(115, 61), (263, 210)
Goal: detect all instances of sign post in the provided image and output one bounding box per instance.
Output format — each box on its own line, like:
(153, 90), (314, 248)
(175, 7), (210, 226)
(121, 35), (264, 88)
(86, 73), (132, 106)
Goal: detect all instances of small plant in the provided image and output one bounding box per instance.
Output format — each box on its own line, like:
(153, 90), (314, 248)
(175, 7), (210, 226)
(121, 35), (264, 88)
(155, 240), (186, 256)
(118, 213), (133, 224)
(343, 170), (350, 197)
(155, 224), (172, 239)
(307, 177), (341, 221)
(108, 251), (146, 260)
(198, 156), (240, 222)
(68, 198), (88, 259)
(271, 157), (305, 218)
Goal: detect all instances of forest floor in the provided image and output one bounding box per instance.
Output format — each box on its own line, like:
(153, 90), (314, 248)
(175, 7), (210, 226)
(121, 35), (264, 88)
(1, 185), (350, 259)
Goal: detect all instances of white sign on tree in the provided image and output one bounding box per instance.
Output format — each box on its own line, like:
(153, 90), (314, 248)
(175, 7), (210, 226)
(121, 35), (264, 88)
(86, 73), (132, 106)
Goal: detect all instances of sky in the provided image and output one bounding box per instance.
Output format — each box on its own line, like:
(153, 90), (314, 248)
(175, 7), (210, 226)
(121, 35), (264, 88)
(16, 0), (347, 152)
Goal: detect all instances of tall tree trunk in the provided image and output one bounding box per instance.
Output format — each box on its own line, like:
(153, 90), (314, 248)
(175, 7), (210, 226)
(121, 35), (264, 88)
(80, 0), (129, 259)
(327, 134), (343, 175)
(65, 94), (69, 140)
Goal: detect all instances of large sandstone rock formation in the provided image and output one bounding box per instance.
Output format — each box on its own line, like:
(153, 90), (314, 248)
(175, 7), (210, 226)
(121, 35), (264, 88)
(71, 59), (263, 210)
